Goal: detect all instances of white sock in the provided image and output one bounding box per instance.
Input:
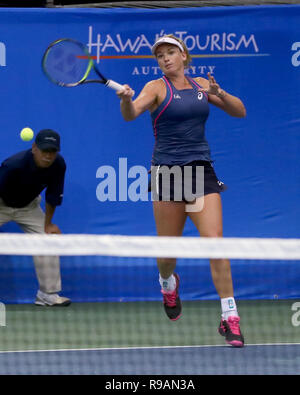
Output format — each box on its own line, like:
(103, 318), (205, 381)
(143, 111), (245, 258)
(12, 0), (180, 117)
(221, 297), (239, 320)
(159, 274), (176, 292)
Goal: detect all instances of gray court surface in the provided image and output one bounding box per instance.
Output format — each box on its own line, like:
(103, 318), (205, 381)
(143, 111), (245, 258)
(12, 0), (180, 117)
(0, 300), (299, 375)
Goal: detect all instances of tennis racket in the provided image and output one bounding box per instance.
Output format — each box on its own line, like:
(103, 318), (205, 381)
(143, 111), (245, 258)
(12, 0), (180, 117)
(42, 38), (124, 91)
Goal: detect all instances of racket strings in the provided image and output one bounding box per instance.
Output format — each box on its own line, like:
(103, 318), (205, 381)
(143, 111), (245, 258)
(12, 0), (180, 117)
(43, 40), (92, 86)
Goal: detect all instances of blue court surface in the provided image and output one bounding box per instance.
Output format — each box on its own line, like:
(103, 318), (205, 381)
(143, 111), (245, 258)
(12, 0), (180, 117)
(0, 344), (299, 375)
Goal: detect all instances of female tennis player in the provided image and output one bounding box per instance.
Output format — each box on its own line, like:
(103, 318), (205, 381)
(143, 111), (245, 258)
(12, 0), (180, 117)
(117, 34), (246, 347)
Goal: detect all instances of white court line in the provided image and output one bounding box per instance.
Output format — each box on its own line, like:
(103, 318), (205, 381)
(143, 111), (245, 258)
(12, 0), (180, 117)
(0, 342), (299, 354)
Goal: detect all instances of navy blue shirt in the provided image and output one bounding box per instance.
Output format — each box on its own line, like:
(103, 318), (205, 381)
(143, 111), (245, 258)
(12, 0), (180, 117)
(0, 150), (66, 208)
(151, 76), (211, 165)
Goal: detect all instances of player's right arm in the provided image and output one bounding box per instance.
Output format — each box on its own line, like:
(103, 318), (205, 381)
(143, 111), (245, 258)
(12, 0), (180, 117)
(118, 80), (161, 121)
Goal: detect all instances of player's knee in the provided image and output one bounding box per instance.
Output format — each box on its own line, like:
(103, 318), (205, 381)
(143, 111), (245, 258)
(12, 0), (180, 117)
(202, 229), (223, 238)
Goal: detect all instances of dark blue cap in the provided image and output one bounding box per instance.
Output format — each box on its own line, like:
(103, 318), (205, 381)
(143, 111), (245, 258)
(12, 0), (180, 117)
(35, 129), (60, 151)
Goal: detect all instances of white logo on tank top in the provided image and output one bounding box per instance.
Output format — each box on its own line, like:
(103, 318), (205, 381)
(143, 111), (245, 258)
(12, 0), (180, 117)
(173, 93), (181, 99)
(198, 91), (203, 100)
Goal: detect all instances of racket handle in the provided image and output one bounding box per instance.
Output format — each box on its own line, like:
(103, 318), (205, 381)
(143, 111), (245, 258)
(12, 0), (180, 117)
(105, 80), (125, 92)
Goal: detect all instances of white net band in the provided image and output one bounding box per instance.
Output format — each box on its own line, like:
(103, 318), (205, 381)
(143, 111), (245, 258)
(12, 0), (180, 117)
(0, 233), (299, 259)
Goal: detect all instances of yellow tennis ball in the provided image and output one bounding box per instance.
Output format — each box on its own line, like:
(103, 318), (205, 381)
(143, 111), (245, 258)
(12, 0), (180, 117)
(20, 127), (34, 142)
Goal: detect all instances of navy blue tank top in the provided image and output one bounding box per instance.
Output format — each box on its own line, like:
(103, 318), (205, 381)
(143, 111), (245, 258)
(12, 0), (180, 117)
(150, 76), (211, 165)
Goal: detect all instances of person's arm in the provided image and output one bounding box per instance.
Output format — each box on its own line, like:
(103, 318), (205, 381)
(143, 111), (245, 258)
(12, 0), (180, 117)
(118, 80), (160, 121)
(44, 158), (66, 234)
(198, 73), (246, 118)
(44, 203), (61, 234)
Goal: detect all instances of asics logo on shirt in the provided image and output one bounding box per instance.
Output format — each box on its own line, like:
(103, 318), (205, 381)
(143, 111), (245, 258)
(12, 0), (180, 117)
(198, 91), (204, 100)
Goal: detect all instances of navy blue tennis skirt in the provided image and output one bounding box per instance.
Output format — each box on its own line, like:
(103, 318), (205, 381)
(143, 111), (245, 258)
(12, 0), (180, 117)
(148, 160), (227, 202)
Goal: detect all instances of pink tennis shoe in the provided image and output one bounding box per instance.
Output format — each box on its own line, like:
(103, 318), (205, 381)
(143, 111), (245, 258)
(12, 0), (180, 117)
(219, 316), (244, 347)
(161, 273), (182, 321)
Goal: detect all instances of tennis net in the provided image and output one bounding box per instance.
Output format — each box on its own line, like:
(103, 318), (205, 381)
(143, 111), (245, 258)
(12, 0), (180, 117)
(0, 233), (299, 376)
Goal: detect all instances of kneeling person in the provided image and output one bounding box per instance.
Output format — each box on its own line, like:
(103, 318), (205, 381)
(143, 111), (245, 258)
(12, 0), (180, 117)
(0, 129), (70, 306)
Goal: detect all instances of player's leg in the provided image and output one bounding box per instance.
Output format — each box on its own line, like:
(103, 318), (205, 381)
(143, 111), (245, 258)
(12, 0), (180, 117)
(153, 200), (187, 320)
(0, 198), (13, 226)
(15, 197), (70, 306)
(188, 193), (244, 346)
(188, 194), (234, 297)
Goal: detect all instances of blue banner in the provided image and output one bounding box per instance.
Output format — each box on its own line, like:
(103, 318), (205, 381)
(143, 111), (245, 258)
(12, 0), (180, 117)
(0, 6), (299, 302)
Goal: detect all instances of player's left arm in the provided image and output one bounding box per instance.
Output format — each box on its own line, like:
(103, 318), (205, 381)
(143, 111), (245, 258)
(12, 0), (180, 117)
(196, 73), (246, 118)
(44, 158), (66, 234)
